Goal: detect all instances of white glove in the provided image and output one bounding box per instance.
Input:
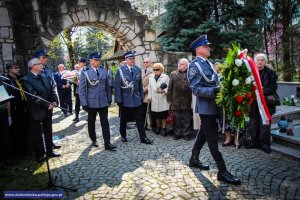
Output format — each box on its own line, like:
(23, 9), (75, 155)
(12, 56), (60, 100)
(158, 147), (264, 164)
(8, 117), (12, 126)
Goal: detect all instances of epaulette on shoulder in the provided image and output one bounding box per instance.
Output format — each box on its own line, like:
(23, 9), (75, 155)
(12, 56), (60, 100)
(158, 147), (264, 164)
(83, 66), (89, 71)
(190, 59), (197, 63)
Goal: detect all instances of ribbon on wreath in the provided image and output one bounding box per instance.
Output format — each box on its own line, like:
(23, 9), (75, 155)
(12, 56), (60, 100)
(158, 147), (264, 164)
(238, 50), (272, 125)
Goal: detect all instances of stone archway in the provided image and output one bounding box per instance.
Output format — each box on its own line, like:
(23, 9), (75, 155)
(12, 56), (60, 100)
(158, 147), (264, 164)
(0, 0), (191, 72)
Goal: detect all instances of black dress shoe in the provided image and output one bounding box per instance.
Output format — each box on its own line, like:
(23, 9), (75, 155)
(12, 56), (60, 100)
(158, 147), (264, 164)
(36, 157), (45, 163)
(72, 117), (79, 122)
(53, 144), (61, 149)
(141, 137), (153, 144)
(161, 128), (168, 136)
(222, 141), (232, 147)
(155, 127), (161, 134)
(105, 143), (117, 151)
(92, 141), (99, 147)
(189, 158), (210, 170)
(47, 152), (61, 158)
(217, 170), (241, 185)
(173, 135), (182, 140)
(261, 145), (271, 153)
(121, 137), (128, 142)
(184, 136), (191, 141)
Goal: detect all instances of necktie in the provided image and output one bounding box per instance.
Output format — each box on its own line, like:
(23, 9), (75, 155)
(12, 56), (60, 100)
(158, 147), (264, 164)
(130, 67), (133, 76)
(206, 60), (210, 67)
(96, 69), (99, 77)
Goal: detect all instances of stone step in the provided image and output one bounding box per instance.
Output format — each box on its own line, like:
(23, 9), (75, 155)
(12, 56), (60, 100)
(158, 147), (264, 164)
(271, 130), (300, 150)
(270, 120), (300, 160)
(271, 143), (300, 160)
(272, 105), (300, 123)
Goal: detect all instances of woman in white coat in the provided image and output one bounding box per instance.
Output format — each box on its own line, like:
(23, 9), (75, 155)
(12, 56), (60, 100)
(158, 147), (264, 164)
(147, 63), (170, 136)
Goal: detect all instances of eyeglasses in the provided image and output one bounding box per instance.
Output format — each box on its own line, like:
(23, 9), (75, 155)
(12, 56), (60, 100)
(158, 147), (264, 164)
(10, 66), (20, 69)
(153, 69), (160, 71)
(143, 62), (149, 63)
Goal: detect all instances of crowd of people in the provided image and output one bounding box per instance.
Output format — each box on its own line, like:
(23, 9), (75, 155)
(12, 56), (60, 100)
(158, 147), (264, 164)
(0, 34), (279, 185)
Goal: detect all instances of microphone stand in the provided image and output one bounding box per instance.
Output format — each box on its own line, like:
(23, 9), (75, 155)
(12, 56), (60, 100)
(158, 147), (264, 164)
(0, 75), (76, 192)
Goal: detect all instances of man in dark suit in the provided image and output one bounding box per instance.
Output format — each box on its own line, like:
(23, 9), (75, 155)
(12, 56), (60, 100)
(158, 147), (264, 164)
(33, 49), (60, 149)
(54, 64), (72, 117)
(22, 58), (61, 163)
(188, 35), (241, 185)
(114, 50), (152, 144)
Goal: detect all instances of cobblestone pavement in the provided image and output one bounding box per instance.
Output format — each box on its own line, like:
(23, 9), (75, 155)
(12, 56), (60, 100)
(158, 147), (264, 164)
(51, 107), (300, 200)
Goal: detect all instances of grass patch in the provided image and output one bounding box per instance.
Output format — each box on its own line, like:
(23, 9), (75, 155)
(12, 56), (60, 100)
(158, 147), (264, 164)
(0, 158), (49, 192)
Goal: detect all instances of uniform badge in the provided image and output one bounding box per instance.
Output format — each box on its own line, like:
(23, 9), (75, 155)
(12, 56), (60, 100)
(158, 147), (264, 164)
(189, 68), (196, 77)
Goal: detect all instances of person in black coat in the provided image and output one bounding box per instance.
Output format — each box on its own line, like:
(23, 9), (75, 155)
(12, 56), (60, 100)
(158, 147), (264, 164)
(5, 62), (30, 159)
(54, 64), (72, 117)
(22, 58), (61, 162)
(247, 53), (278, 153)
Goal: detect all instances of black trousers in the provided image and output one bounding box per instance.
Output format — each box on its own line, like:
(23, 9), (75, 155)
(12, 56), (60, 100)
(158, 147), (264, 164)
(58, 90), (72, 114)
(87, 107), (111, 145)
(30, 115), (53, 158)
(249, 114), (271, 148)
(10, 112), (30, 157)
(193, 114), (226, 172)
(142, 102), (156, 128)
(0, 110), (11, 161)
(120, 105), (146, 140)
(74, 93), (81, 118)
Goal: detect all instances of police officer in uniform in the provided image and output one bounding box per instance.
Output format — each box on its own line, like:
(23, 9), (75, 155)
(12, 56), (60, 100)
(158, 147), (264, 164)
(79, 52), (116, 151)
(188, 35), (241, 185)
(114, 50), (153, 144)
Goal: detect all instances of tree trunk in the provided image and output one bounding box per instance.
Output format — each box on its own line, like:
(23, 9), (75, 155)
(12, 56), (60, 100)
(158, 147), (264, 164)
(63, 28), (75, 69)
(281, 0), (292, 81)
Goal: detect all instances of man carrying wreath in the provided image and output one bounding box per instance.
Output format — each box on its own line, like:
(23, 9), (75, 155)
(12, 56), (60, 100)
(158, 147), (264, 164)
(187, 34), (241, 185)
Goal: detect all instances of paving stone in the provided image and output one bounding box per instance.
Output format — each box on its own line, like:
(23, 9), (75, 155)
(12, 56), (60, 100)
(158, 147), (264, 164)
(48, 108), (300, 199)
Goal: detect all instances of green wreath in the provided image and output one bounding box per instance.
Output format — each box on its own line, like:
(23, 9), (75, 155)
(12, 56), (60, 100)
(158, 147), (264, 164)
(216, 43), (256, 129)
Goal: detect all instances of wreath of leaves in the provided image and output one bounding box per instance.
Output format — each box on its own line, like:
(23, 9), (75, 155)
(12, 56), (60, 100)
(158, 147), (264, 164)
(216, 43), (256, 129)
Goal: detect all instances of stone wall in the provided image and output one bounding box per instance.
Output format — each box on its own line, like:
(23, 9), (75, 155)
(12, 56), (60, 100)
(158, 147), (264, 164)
(277, 82), (300, 101)
(0, 0), (192, 74)
(0, 1), (14, 74)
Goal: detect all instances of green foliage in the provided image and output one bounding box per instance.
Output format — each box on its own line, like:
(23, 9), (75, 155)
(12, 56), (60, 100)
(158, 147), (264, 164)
(216, 43), (256, 129)
(48, 27), (114, 69)
(48, 36), (65, 70)
(282, 96), (297, 106)
(158, 0), (264, 58)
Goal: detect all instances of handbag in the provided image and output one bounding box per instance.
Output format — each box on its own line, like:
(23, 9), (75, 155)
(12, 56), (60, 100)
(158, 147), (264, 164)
(267, 93), (281, 106)
(166, 111), (175, 125)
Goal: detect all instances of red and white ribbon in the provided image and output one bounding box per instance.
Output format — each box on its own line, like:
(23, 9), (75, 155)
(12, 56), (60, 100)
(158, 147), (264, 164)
(239, 51), (272, 124)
